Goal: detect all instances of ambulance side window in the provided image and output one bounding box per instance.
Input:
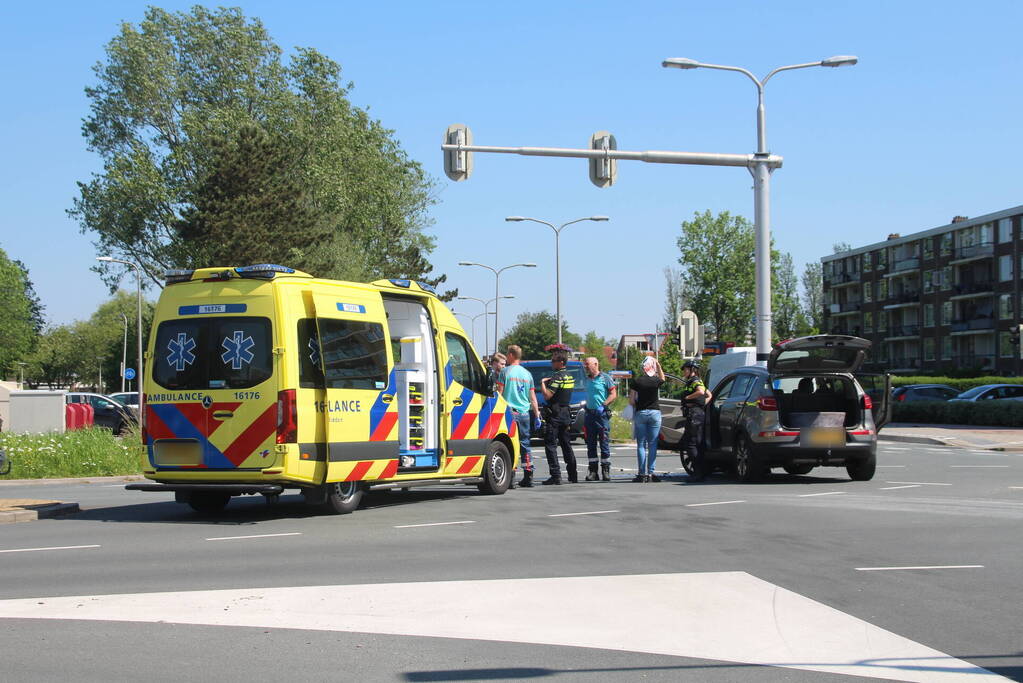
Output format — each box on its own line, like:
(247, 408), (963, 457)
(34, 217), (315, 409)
(444, 333), (486, 394)
(297, 318), (324, 389)
(318, 318), (389, 390)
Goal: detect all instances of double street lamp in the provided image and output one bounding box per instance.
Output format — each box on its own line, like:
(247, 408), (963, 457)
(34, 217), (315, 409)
(96, 256), (144, 428)
(504, 215), (609, 345)
(457, 295), (515, 356)
(662, 55), (857, 359)
(453, 310), (494, 352)
(457, 261), (535, 356)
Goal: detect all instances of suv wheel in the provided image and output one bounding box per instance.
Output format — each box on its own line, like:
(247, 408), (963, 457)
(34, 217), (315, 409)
(846, 452), (877, 481)
(734, 434), (764, 482)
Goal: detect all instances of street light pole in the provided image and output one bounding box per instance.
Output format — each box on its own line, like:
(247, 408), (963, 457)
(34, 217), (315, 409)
(505, 216), (609, 345)
(662, 55), (857, 360)
(119, 313), (128, 392)
(97, 256), (145, 429)
(457, 295), (514, 356)
(458, 261), (536, 355)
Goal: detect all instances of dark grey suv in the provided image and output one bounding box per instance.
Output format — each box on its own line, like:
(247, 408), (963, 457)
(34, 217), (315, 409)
(664, 335), (890, 482)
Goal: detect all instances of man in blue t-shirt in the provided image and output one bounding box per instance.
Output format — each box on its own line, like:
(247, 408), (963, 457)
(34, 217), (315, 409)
(583, 356), (617, 481)
(495, 344), (540, 487)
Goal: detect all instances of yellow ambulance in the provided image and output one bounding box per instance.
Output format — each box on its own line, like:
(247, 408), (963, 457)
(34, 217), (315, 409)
(126, 264), (518, 514)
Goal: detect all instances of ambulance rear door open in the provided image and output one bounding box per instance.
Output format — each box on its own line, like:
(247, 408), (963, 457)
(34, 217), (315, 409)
(312, 291), (400, 483)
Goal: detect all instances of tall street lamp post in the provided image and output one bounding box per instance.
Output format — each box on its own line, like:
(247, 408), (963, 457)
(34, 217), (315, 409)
(458, 261), (536, 356)
(97, 256), (145, 428)
(119, 313), (128, 392)
(662, 55), (857, 360)
(454, 311), (494, 352)
(457, 295), (514, 356)
(505, 216), (609, 345)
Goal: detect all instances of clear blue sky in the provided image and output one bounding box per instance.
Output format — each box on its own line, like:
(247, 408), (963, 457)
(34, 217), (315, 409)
(2, 1), (1021, 352)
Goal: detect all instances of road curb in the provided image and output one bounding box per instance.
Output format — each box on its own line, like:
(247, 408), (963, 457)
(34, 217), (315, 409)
(878, 434), (947, 446)
(0, 502), (80, 524)
(0, 474), (143, 488)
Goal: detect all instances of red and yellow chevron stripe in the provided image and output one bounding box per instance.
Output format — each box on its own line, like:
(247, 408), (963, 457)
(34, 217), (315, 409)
(443, 455), (483, 476)
(328, 459), (399, 482)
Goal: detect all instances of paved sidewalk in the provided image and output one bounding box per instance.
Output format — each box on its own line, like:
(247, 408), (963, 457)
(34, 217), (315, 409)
(880, 423), (1023, 451)
(0, 499), (79, 524)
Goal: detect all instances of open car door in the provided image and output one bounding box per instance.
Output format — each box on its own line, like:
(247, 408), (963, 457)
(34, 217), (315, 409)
(854, 372), (892, 432)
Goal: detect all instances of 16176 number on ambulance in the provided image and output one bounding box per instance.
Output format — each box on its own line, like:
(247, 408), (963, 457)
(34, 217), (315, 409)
(127, 264), (518, 515)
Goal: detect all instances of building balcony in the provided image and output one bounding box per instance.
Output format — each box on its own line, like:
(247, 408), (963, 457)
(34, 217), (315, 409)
(949, 317), (996, 335)
(948, 280), (996, 300)
(887, 257), (921, 275)
(828, 302), (861, 316)
(887, 357), (922, 371)
(950, 354), (996, 370)
(829, 326), (862, 337)
(950, 242), (995, 264)
(883, 291), (922, 309)
(885, 325), (920, 340)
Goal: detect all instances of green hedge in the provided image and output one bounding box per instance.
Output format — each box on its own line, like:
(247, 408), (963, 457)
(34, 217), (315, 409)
(892, 400), (1023, 427)
(890, 375), (1023, 392)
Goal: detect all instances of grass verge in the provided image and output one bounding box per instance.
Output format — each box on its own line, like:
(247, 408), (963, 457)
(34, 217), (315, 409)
(0, 426), (143, 480)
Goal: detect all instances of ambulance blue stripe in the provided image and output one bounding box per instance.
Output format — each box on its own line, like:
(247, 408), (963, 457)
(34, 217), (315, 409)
(444, 360), (453, 388)
(369, 368), (398, 436)
(149, 404), (234, 469)
(477, 396), (494, 437)
(450, 386), (474, 427)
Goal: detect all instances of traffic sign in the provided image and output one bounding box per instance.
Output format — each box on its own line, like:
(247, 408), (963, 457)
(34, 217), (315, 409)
(589, 131), (617, 188)
(443, 124), (473, 181)
(123, 367), (136, 381)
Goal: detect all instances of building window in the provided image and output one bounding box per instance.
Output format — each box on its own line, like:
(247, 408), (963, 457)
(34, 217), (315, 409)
(863, 311), (873, 334)
(923, 269), (933, 293)
(1000, 331), (1015, 358)
(863, 252), (872, 272)
(878, 311), (888, 332)
(923, 237), (934, 260)
(942, 337), (952, 360)
(941, 266), (952, 291)
(942, 302), (953, 326)
(1000, 254), (1013, 282)
(863, 282), (872, 303)
(878, 279), (888, 300)
(1000, 294), (1014, 320)
(924, 337), (935, 361)
(876, 249), (887, 270)
(940, 233), (953, 256)
(980, 222), (993, 245)
(999, 218), (1013, 243)
(924, 304), (935, 327)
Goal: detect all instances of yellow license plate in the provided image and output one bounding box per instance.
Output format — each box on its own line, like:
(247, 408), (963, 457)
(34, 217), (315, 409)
(154, 439), (202, 466)
(804, 428), (845, 448)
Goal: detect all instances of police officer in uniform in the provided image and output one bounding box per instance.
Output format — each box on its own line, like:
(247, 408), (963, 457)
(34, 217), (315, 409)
(539, 348), (577, 485)
(679, 359), (709, 482)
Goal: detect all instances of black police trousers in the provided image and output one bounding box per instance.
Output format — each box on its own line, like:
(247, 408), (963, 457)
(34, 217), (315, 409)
(681, 407), (705, 474)
(543, 405), (576, 480)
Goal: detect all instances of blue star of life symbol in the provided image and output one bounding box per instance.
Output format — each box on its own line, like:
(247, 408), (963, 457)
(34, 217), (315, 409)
(167, 333), (197, 372)
(308, 336), (321, 367)
(222, 331), (255, 370)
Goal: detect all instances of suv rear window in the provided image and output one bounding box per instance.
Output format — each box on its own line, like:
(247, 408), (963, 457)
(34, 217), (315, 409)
(154, 317), (273, 390)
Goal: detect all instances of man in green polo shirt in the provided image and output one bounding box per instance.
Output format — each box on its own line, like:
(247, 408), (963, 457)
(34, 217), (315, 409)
(583, 356), (616, 481)
(495, 345), (540, 487)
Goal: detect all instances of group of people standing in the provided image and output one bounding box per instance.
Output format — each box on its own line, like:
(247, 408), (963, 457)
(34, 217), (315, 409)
(491, 347), (711, 487)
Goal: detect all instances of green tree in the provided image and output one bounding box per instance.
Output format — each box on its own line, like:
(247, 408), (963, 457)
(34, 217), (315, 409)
(0, 248), (43, 378)
(72, 6), (445, 294)
(498, 311), (581, 360)
(772, 252), (805, 339)
(661, 266), (683, 335)
(579, 331), (613, 370)
(677, 210), (758, 344)
(802, 261), (824, 333)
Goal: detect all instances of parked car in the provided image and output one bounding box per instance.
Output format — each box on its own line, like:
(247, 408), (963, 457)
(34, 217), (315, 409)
(891, 384), (959, 402)
(66, 392), (136, 434)
(520, 359), (587, 440)
(948, 384), (1023, 403)
(660, 335), (890, 482)
(108, 391), (140, 418)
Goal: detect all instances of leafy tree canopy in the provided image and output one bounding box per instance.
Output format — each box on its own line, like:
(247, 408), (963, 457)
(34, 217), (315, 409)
(72, 6), (449, 296)
(498, 311), (582, 360)
(0, 248), (43, 377)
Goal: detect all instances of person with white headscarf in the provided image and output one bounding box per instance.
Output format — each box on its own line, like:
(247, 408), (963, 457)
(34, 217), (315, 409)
(628, 355), (665, 482)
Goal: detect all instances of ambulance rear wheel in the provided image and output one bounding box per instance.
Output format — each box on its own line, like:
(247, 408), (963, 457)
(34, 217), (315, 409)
(477, 441), (511, 495)
(187, 492), (231, 514)
(323, 481), (363, 514)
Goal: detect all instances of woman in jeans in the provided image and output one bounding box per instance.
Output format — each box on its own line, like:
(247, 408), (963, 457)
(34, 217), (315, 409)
(629, 356), (665, 482)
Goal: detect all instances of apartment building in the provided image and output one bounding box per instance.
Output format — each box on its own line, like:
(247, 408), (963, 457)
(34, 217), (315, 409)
(820, 205), (1023, 375)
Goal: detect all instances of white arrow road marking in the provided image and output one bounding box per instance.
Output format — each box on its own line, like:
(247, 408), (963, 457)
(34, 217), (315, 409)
(0, 573), (1003, 681)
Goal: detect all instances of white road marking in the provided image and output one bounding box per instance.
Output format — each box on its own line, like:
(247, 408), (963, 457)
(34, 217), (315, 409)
(877, 465), (906, 468)
(206, 532), (302, 541)
(879, 485), (922, 490)
(950, 465), (1010, 468)
(393, 520), (475, 528)
(856, 565), (984, 572)
(0, 545), (100, 554)
(883, 447), (910, 451)
(886, 481), (952, 486)
(0, 572), (998, 682)
(798, 491), (847, 497)
(547, 510), (618, 517)
(1009, 486), (1023, 490)
(685, 500), (746, 507)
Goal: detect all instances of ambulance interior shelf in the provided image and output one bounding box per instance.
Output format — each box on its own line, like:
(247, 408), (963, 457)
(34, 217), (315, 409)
(383, 298), (438, 472)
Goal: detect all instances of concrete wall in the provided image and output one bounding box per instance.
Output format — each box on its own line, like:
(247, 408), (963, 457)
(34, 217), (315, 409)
(0, 381), (19, 431)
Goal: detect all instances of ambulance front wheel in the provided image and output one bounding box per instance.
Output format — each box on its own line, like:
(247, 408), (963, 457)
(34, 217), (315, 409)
(323, 481), (364, 514)
(477, 441), (512, 495)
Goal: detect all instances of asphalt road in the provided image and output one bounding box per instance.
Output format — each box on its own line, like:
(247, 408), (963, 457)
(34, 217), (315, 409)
(1, 442), (1020, 682)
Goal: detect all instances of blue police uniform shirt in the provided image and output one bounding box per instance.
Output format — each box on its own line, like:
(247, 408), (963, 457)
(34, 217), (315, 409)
(584, 371), (615, 410)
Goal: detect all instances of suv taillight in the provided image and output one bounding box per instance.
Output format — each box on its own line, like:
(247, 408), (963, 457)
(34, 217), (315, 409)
(277, 389), (297, 444)
(862, 394), (874, 410)
(757, 396), (778, 411)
